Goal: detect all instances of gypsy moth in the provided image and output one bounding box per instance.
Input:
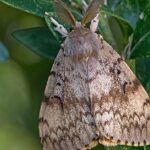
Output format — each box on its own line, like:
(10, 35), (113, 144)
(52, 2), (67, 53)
(39, 0), (150, 150)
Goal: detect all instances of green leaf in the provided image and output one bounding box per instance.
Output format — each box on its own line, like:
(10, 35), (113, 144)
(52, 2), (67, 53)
(0, 0), (54, 17)
(126, 59), (136, 73)
(100, 1), (135, 55)
(130, 4), (150, 58)
(99, 12), (118, 50)
(138, 0), (150, 12)
(0, 0), (83, 19)
(102, 0), (140, 29)
(0, 124), (40, 150)
(0, 59), (30, 124)
(136, 59), (150, 96)
(12, 27), (60, 60)
(0, 60), (40, 150)
(99, 10), (132, 54)
(101, 0), (150, 59)
(0, 42), (9, 62)
(106, 0), (122, 11)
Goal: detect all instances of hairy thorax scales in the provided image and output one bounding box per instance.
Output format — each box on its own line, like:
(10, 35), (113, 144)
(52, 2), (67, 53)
(64, 27), (101, 62)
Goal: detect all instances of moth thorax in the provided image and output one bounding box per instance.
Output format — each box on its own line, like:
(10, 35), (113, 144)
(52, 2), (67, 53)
(75, 22), (82, 28)
(64, 28), (101, 62)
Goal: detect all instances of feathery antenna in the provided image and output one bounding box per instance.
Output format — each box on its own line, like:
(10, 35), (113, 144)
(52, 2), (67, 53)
(81, 0), (102, 25)
(54, 0), (76, 26)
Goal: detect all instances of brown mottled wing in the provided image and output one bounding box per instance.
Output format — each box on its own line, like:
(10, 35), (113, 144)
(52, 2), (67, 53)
(81, 0), (102, 25)
(88, 40), (150, 146)
(39, 47), (97, 150)
(54, 0), (76, 26)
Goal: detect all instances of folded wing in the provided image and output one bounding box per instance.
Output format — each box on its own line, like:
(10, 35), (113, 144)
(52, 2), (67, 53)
(39, 47), (98, 150)
(88, 40), (150, 146)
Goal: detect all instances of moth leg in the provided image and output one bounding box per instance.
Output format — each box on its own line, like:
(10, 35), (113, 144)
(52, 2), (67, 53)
(90, 14), (99, 32)
(45, 13), (68, 37)
(99, 34), (104, 49)
(99, 34), (103, 41)
(50, 17), (68, 37)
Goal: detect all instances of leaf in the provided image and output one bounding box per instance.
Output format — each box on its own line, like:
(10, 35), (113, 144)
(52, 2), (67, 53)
(0, 41), (9, 62)
(0, 125), (40, 150)
(130, 4), (150, 58)
(106, 0), (122, 11)
(0, 60), (40, 150)
(0, 60), (30, 124)
(101, 0), (150, 59)
(126, 59), (136, 73)
(136, 58), (150, 96)
(101, 7), (132, 28)
(0, 0), (54, 17)
(99, 12), (119, 51)
(12, 27), (60, 60)
(100, 1), (134, 55)
(138, 0), (150, 12)
(99, 11), (132, 54)
(102, 0), (140, 29)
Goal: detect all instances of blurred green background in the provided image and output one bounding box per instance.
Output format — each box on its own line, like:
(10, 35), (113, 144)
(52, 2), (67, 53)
(0, 0), (150, 150)
(0, 1), (50, 150)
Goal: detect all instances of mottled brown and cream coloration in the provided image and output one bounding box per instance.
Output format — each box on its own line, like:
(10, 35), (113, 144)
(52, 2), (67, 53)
(39, 0), (150, 150)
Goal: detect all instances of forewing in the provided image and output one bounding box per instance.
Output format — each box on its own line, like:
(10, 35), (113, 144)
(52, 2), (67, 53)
(54, 0), (76, 26)
(81, 0), (102, 25)
(39, 47), (97, 150)
(88, 40), (150, 146)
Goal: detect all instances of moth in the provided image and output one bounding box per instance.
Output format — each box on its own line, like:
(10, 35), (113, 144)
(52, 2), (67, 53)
(39, 0), (150, 150)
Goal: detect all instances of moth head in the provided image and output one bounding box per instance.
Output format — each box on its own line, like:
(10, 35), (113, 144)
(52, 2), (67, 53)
(54, 0), (102, 29)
